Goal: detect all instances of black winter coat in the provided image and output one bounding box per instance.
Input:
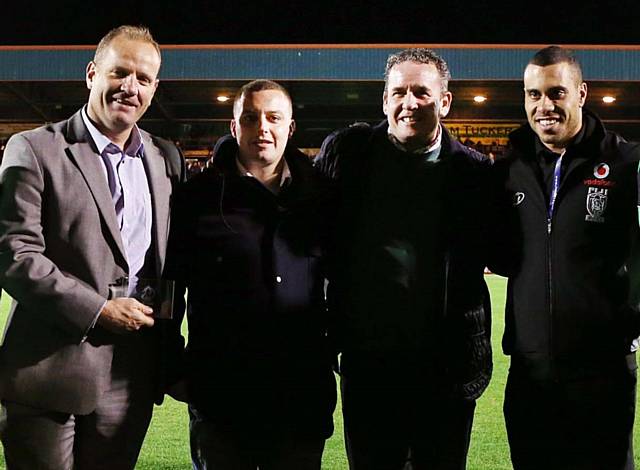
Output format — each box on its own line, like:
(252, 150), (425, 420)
(165, 136), (336, 439)
(315, 121), (493, 401)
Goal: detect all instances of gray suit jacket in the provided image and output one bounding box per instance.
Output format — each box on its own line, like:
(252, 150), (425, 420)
(0, 109), (185, 414)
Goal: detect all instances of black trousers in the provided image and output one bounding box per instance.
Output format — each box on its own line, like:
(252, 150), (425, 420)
(188, 405), (325, 470)
(504, 357), (637, 470)
(340, 361), (476, 470)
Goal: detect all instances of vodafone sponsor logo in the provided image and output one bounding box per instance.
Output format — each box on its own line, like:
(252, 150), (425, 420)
(593, 163), (610, 179)
(583, 178), (616, 188)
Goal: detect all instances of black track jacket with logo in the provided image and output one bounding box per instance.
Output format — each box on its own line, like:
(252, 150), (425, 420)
(494, 109), (640, 380)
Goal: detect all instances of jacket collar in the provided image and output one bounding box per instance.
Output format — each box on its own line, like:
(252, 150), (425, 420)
(212, 134), (308, 175)
(373, 119), (468, 161)
(509, 108), (606, 160)
(211, 134), (320, 202)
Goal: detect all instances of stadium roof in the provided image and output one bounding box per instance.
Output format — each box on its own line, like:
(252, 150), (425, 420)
(1, 44), (639, 148)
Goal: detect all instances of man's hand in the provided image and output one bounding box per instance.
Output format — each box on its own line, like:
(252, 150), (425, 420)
(97, 298), (154, 334)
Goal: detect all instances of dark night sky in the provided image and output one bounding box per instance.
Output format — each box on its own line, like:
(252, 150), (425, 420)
(2, 1), (639, 46)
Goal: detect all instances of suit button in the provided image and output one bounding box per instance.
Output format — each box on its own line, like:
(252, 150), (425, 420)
(276, 276), (282, 283)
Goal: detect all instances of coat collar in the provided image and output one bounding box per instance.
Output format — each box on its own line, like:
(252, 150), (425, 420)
(509, 108), (606, 162)
(372, 119), (480, 163)
(211, 134), (321, 201)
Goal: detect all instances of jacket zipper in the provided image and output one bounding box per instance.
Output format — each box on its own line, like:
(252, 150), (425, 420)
(442, 251), (450, 378)
(546, 216), (554, 377)
(443, 251), (449, 318)
(545, 151), (565, 378)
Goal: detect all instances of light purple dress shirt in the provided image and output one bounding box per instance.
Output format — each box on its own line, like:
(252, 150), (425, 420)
(81, 108), (152, 296)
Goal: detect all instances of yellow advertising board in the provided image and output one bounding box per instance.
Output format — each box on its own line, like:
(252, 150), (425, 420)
(446, 121), (523, 146)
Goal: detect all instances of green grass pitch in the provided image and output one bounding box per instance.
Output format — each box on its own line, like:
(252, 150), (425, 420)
(0, 275), (638, 468)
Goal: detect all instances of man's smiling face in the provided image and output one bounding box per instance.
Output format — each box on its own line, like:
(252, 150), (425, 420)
(86, 35), (160, 146)
(383, 61), (451, 151)
(524, 61), (587, 152)
(230, 89), (294, 168)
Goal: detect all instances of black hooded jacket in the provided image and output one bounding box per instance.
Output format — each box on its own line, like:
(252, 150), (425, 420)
(164, 135), (336, 439)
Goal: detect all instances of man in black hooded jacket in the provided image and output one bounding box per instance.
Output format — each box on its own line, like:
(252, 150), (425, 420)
(164, 80), (336, 470)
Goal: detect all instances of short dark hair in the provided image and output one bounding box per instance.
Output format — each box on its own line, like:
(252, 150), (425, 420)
(384, 48), (451, 93)
(528, 45), (583, 84)
(233, 80), (293, 117)
(94, 25), (161, 64)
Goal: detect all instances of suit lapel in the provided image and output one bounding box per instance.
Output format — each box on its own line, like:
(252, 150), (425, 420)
(64, 111), (128, 268)
(141, 133), (171, 275)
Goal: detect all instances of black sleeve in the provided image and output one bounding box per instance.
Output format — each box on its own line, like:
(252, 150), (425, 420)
(624, 153), (640, 339)
(161, 182), (193, 387)
(486, 156), (520, 276)
(314, 123), (374, 180)
(314, 129), (343, 180)
(152, 135), (187, 184)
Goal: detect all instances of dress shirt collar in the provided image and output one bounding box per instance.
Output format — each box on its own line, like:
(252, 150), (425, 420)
(81, 106), (144, 158)
(387, 124), (442, 159)
(235, 155), (292, 188)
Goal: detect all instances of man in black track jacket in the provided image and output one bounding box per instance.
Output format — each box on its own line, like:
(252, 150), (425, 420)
(493, 45), (640, 470)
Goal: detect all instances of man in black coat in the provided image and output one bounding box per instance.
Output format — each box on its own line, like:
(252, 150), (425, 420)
(315, 48), (493, 470)
(493, 45), (640, 470)
(164, 80), (336, 470)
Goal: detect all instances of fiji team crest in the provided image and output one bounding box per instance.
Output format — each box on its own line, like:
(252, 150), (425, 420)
(585, 187), (608, 223)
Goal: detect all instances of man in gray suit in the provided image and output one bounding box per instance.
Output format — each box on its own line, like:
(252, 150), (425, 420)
(0, 25), (184, 469)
